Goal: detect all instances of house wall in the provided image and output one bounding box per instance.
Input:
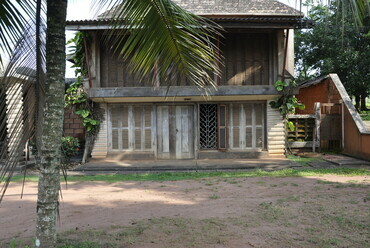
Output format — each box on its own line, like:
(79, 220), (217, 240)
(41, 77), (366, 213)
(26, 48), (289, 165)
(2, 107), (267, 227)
(90, 100), (285, 159)
(93, 30), (284, 88)
(91, 103), (108, 158)
(6, 82), (24, 158)
(266, 101), (285, 156)
(63, 108), (85, 141)
(295, 78), (342, 114)
(343, 106), (370, 160)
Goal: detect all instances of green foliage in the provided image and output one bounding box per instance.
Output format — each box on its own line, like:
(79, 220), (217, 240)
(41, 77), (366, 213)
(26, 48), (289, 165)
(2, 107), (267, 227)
(66, 31), (88, 77)
(65, 32), (102, 135)
(64, 80), (87, 107)
(61, 136), (80, 158)
(270, 80), (305, 131)
(295, 1), (370, 101)
(359, 110), (370, 121)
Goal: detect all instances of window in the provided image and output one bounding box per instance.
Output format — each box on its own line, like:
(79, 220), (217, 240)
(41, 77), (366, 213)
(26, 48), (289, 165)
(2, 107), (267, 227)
(110, 105), (153, 151)
(229, 103), (265, 149)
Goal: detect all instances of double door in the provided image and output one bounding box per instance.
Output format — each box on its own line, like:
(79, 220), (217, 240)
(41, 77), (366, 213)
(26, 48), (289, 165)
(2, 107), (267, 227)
(157, 105), (194, 159)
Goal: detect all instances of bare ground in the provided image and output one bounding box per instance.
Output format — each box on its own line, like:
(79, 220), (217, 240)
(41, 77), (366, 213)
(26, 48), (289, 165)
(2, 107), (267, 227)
(1, 175), (369, 247)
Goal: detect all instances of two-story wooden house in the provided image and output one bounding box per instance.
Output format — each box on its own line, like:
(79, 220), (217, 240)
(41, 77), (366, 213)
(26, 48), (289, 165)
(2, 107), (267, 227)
(66, 0), (308, 160)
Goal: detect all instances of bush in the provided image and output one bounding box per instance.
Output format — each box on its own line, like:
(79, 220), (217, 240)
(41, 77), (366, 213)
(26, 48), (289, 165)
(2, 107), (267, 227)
(61, 136), (80, 159)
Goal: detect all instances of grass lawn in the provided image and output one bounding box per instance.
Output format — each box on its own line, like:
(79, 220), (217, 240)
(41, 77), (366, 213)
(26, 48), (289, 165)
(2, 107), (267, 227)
(10, 167), (370, 183)
(359, 110), (370, 121)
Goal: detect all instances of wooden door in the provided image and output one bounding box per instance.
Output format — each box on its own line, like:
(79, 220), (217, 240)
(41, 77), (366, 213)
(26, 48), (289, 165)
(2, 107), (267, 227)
(157, 105), (194, 159)
(320, 103), (342, 150)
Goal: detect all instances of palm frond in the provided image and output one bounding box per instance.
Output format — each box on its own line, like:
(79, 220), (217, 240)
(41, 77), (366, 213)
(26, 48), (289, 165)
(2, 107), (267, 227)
(0, 0), (36, 65)
(334, 0), (370, 26)
(0, 3), (46, 203)
(96, 0), (222, 89)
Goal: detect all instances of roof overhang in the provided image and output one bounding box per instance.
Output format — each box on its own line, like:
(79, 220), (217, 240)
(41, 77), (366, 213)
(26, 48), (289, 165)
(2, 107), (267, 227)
(66, 16), (313, 31)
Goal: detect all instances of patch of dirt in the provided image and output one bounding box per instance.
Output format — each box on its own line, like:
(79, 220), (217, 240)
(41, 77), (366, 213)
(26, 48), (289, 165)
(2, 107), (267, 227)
(1, 175), (369, 247)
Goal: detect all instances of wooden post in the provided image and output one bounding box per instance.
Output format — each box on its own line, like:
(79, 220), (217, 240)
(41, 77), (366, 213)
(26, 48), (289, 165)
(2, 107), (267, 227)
(313, 102), (321, 153)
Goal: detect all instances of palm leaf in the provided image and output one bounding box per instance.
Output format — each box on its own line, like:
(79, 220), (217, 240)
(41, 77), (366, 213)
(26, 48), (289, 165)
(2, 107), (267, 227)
(96, 0), (222, 89)
(0, 0), (35, 65)
(0, 1), (46, 203)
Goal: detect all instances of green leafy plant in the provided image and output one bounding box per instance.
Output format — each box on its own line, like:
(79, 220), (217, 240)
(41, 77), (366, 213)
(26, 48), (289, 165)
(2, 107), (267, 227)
(65, 31), (101, 135)
(61, 136), (80, 159)
(64, 79), (86, 107)
(270, 80), (305, 131)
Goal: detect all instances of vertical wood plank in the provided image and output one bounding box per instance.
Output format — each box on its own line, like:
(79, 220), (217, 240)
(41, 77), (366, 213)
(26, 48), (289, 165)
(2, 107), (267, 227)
(107, 106), (112, 151)
(194, 104), (199, 159)
(240, 104), (245, 149)
(175, 106), (182, 159)
(152, 105), (157, 155)
(169, 106), (176, 159)
(252, 104), (256, 148)
(218, 104), (227, 149)
(128, 105), (134, 150)
(229, 104), (233, 149)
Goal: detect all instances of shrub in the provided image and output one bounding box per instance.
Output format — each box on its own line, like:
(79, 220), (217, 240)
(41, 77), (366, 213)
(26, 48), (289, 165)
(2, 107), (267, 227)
(61, 136), (80, 160)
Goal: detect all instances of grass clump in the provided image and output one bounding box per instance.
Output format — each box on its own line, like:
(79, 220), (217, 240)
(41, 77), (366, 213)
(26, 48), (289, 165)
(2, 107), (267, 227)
(287, 155), (324, 167)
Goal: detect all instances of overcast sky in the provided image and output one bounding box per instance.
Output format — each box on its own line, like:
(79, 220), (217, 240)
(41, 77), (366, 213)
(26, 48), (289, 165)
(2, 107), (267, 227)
(64, 0), (306, 77)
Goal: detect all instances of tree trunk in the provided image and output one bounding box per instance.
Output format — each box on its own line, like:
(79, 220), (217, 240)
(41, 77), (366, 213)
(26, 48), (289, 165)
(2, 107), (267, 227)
(82, 134), (93, 164)
(360, 94), (368, 111)
(355, 95), (361, 110)
(35, 0), (67, 247)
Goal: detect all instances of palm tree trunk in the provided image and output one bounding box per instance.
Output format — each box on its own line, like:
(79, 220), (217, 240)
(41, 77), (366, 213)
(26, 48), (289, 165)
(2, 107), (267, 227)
(35, 0), (67, 247)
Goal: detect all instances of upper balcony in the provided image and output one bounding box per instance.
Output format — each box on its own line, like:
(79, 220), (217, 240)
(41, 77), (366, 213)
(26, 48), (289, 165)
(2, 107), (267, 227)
(82, 29), (294, 102)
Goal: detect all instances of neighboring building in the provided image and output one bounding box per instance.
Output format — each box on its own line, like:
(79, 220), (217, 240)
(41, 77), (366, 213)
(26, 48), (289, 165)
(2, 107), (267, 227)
(295, 74), (370, 160)
(66, 0), (310, 160)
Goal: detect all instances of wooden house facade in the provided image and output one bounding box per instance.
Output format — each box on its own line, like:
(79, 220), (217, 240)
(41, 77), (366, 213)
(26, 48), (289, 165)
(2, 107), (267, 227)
(66, 0), (308, 160)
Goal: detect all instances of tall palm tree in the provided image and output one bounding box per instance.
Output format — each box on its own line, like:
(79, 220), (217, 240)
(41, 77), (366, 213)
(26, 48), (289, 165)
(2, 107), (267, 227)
(34, 0), (66, 246)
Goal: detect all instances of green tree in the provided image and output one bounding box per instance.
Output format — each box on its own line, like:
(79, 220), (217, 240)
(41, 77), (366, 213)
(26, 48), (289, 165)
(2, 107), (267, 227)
(1, 0), (219, 247)
(295, 1), (370, 110)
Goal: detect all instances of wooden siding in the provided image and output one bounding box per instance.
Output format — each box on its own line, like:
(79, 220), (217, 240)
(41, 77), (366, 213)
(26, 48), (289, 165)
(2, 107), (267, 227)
(266, 101), (285, 155)
(221, 33), (271, 86)
(100, 45), (154, 87)
(96, 102), (272, 159)
(91, 103), (108, 158)
(99, 32), (274, 88)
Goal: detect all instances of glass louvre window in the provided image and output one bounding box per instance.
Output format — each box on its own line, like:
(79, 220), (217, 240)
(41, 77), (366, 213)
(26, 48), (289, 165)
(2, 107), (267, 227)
(229, 103), (265, 149)
(109, 105), (153, 151)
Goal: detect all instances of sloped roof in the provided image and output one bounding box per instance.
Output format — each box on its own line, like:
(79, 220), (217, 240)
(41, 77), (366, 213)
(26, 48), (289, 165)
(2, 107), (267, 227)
(99, 0), (303, 19)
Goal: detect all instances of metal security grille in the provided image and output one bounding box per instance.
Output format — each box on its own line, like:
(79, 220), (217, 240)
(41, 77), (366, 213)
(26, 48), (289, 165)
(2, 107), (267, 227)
(199, 104), (218, 149)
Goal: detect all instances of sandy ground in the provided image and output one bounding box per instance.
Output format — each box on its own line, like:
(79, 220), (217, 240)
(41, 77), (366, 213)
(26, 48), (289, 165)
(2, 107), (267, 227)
(1, 175), (369, 247)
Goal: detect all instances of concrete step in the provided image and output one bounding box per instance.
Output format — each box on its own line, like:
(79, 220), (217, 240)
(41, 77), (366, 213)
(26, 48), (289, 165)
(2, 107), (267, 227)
(323, 154), (370, 166)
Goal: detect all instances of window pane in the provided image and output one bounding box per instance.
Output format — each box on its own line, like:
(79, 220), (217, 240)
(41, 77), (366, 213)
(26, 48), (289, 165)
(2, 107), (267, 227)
(245, 127), (252, 147)
(255, 104), (264, 126)
(256, 127), (263, 148)
(112, 129), (119, 150)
